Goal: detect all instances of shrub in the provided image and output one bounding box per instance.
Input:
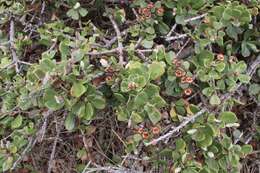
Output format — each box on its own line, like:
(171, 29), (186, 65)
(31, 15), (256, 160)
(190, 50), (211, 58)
(0, 0), (259, 172)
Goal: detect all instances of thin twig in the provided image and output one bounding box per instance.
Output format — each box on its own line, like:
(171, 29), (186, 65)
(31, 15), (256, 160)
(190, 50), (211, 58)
(166, 23), (177, 38)
(47, 116), (64, 173)
(176, 38), (191, 58)
(166, 34), (188, 41)
(9, 18), (19, 73)
(86, 48), (118, 56)
(146, 109), (207, 146)
(11, 137), (37, 170)
(165, 13), (207, 41)
(184, 13), (207, 23)
(38, 110), (53, 142)
(134, 36), (143, 49)
(85, 162), (142, 173)
(109, 15), (125, 65)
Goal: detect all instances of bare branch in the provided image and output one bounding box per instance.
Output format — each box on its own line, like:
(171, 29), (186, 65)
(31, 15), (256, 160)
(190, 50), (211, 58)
(9, 19), (19, 73)
(176, 38), (191, 58)
(184, 13), (207, 23)
(11, 137), (38, 170)
(146, 109), (207, 146)
(109, 15), (125, 65)
(165, 33), (188, 41)
(47, 116), (64, 173)
(166, 13), (207, 41)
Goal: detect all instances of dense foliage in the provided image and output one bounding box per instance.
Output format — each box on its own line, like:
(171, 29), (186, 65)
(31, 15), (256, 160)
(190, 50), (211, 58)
(0, 0), (259, 172)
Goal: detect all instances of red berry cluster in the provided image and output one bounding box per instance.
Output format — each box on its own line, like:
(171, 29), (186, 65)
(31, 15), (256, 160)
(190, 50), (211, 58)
(138, 2), (164, 20)
(173, 59), (194, 96)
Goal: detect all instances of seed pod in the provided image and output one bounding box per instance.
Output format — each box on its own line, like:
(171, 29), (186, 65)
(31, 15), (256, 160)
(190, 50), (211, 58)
(185, 76), (193, 83)
(142, 131), (149, 139)
(156, 7), (164, 16)
(175, 69), (185, 77)
(217, 54), (224, 61)
(184, 88), (192, 96)
(152, 126), (160, 135)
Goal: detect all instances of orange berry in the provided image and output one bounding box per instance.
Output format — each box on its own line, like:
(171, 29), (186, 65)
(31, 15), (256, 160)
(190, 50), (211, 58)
(147, 2), (154, 9)
(141, 8), (151, 18)
(185, 76), (193, 83)
(105, 76), (112, 82)
(152, 126), (160, 135)
(138, 8), (143, 14)
(175, 69), (185, 77)
(172, 59), (179, 65)
(184, 88), (192, 96)
(181, 76), (187, 83)
(128, 82), (138, 90)
(217, 54), (224, 61)
(142, 131), (149, 139)
(156, 7), (164, 16)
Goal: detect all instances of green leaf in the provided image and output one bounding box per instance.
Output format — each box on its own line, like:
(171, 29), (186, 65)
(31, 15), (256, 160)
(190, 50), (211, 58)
(215, 62), (225, 72)
(218, 157), (228, 170)
(241, 41), (250, 57)
(238, 74), (251, 83)
(91, 96), (106, 109)
(84, 102), (94, 120)
(131, 112), (143, 124)
(39, 58), (56, 72)
(175, 15), (186, 25)
(2, 156), (13, 172)
(241, 145), (253, 155)
(235, 61), (247, 73)
(202, 87), (214, 97)
(78, 103), (94, 120)
(141, 39), (154, 49)
(198, 134), (213, 148)
(134, 91), (148, 107)
(70, 82), (87, 98)
(176, 139), (186, 153)
(210, 94), (221, 106)
(44, 89), (64, 111)
(11, 115), (23, 129)
(192, 131), (206, 141)
(249, 84), (260, 95)
(114, 93), (126, 103)
(78, 8), (88, 17)
(67, 9), (79, 20)
(196, 50), (214, 67)
(148, 61), (165, 80)
(42, 50), (56, 59)
(220, 111), (238, 124)
(65, 113), (75, 131)
(59, 41), (70, 60)
(71, 49), (84, 62)
(144, 104), (161, 125)
(157, 21), (170, 35)
(116, 106), (128, 122)
(150, 95), (166, 108)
